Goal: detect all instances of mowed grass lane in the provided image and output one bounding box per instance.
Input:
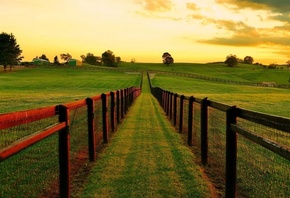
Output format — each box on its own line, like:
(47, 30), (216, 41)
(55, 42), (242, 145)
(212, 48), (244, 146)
(80, 76), (213, 197)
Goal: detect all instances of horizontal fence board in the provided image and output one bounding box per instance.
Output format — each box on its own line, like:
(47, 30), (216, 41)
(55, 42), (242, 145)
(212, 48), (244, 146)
(0, 122), (66, 162)
(0, 106), (57, 130)
(231, 124), (290, 161)
(64, 99), (87, 110)
(236, 108), (290, 133)
(208, 100), (231, 112)
(90, 95), (102, 101)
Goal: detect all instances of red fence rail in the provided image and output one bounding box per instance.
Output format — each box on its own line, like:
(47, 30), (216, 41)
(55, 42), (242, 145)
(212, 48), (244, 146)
(0, 86), (141, 197)
(148, 72), (290, 198)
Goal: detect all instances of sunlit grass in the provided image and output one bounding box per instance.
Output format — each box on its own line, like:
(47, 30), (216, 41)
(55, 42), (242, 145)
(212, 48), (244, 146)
(150, 72), (290, 197)
(0, 67), (141, 113)
(151, 74), (290, 117)
(80, 76), (212, 197)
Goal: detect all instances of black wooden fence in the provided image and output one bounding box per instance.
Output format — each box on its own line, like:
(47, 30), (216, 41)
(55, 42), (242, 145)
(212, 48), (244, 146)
(149, 73), (290, 198)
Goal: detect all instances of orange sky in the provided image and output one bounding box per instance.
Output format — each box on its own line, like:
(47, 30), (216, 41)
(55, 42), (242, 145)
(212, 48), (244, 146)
(1, 0), (290, 64)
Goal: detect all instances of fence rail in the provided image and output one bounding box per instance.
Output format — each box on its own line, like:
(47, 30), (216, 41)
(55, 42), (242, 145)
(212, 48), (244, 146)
(148, 70), (290, 89)
(0, 86), (141, 197)
(148, 72), (290, 198)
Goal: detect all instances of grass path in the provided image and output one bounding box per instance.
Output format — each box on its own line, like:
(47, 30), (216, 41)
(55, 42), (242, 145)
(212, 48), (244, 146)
(80, 75), (214, 197)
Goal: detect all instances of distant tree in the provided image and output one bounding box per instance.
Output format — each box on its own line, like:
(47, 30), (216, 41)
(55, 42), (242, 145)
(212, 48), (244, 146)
(286, 60), (290, 66)
(244, 56), (254, 64)
(53, 55), (60, 65)
(268, 63), (276, 69)
(162, 52), (174, 66)
(96, 56), (102, 65)
(102, 50), (116, 67)
(82, 53), (101, 65)
(60, 53), (72, 64)
(225, 54), (238, 67)
(116, 56), (121, 63)
(131, 58), (136, 65)
(80, 55), (86, 62)
(0, 32), (23, 71)
(39, 54), (49, 61)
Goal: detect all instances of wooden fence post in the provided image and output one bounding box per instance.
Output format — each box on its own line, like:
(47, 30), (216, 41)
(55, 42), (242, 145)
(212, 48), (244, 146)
(58, 105), (70, 198)
(161, 90), (164, 110)
(126, 88), (129, 112)
(110, 92), (115, 132)
(179, 95), (184, 133)
(188, 96), (194, 146)
(166, 91), (170, 116)
(173, 94), (177, 126)
(201, 97), (208, 165)
(130, 87), (133, 105)
(169, 92), (173, 120)
(101, 94), (108, 143)
(86, 98), (96, 162)
(116, 90), (120, 124)
(124, 89), (128, 115)
(121, 89), (124, 119)
(226, 106), (237, 198)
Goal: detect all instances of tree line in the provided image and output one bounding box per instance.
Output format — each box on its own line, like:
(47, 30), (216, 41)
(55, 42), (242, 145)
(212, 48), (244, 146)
(224, 54), (256, 67)
(34, 51), (121, 67)
(2, 32), (289, 71)
(0, 32), (121, 70)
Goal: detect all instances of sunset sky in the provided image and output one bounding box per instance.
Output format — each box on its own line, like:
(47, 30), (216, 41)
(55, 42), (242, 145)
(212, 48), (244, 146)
(1, 0), (289, 64)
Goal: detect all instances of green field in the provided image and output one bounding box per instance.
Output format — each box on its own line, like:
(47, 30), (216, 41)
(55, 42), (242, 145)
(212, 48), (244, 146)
(1, 63), (290, 116)
(0, 67), (141, 113)
(150, 73), (290, 117)
(119, 62), (290, 84)
(1, 63), (290, 197)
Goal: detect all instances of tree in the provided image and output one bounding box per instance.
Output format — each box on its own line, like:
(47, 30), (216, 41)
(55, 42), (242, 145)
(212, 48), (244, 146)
(80, 55), (86, 62)
(102, 50), (116, 67)
(244, 56), (254, 64)
(116, 56), (121, 63)
(162, 52), (174, 66)
(0, 32), (23, 71)
(225, 54), (238, 67)
(131, 58), (136, 65)
(39, 54), (49, 61)
(82, 53), (101, 65)
(53, 55), (60, 65)
(60, 53), (72, 63)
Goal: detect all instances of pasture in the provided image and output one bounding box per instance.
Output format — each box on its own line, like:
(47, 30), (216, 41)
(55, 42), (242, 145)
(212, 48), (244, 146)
(0, 67), (141, 113)
(150, 73), (290, 117)
(119, 62), (290, 84)
(2, 62), (290, 116)
(1, 63), (290, 197)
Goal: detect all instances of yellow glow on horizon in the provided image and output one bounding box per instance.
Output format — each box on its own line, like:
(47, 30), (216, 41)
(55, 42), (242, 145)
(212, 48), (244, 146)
(0, 0), (289, 64)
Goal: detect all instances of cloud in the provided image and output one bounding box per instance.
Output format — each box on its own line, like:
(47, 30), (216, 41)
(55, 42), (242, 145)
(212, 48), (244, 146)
(198, 17), (290, 48)
(215, 0), (268, 10)
(134, 0), (173, 12)
(188, 14), (204, 20)
(215, 0), (290, 24)
(186, 3), (200, 11)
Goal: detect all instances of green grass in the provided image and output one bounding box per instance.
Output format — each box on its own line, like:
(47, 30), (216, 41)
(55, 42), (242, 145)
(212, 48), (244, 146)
(0, 67), (141, 197)
(80, 75), (213, 198)
(148, 72), (290, 197)
(119, 62), (290, 84)
(1, 63), (290, 197)
(150, 73), (290, 117)
(0, 67), (141, 113)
